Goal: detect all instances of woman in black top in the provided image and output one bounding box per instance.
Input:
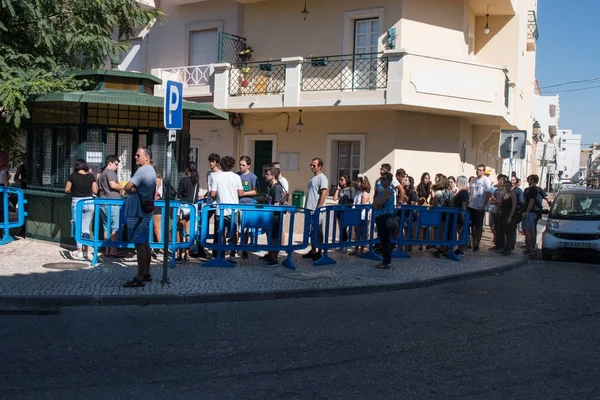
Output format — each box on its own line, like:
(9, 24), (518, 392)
(499, 181), (518, 256)
(176, 161), (199, 261)
(65, 159), (98, 259)
(416, 172), (431, 205)
(452, 176), (470, 256)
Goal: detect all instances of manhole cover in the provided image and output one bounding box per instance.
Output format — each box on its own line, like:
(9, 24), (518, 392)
(452, 289), (491, 295)
(42, 262), (89, 270)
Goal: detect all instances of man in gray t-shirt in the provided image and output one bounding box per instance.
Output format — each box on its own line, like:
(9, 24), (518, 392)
(99, 155), (124, 256)
(123, 147), (157, 288)
(303, 158), (329, 260)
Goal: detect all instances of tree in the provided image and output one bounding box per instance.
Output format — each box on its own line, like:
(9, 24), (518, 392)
(0, 0), (161, 130)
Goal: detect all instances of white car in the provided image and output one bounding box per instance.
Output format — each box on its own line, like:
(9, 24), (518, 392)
(541, 188), (600, 261)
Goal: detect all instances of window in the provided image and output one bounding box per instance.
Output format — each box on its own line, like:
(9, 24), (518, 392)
(189, 29), (218, 66)
(326, 134), (365, 186)
(28, 126), (80, 189)
(337, 141), (361, 181)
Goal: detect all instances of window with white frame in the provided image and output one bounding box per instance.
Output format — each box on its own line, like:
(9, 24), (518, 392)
(327, 134), (365, 185)
(336, 141), (361, 181)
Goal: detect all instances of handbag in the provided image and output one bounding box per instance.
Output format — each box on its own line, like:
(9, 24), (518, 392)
(136, 191), (155, 213)
(386, 215), (400, 230)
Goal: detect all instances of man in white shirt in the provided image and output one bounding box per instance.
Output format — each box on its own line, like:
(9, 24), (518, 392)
(272, 161), (289, 193)
(468, 164), (492, 252)
(210, 156), (243, 260)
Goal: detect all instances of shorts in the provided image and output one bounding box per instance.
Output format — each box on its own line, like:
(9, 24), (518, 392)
(521, 212), (537, 231)
(215, 212), (239, 238)
(469, 208), (486, 228)
(127, 216), (151, 244)
(100, 205), (120, 234)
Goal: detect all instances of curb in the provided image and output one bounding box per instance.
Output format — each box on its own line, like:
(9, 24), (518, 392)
(0, 257), (530, 309)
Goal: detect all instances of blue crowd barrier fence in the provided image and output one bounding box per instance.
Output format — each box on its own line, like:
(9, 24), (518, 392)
(390, 205), (471, 262)
(0, 186), (27, 246)
(310, 204), (382, 266)
(198, 203), (311, 270)
(72, 198), (197, 267)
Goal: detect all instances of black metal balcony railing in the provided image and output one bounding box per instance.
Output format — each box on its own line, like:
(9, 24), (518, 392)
(527, 10), (539, 41)
(218, 32), (247, 65)
(504, 76), (510, 108)
(229, 61), (286, 96)
(301, 53), (388, 92)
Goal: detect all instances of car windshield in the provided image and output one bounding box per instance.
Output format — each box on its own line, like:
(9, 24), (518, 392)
(550, 192), (600, 220)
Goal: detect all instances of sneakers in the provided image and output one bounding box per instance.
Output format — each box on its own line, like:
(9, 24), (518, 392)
(264, 259), (279, 268)
(312, 252), (322, 261)
(230, 250), (237, 258)
(454, 249), (464, 256)
(302, 251), (316, 259)
(242, 251), (249, 260)
(70, 250), (84, 259)
(473, 246), (480, 252)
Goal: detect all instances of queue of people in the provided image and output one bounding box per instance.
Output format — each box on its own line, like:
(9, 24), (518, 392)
(60, 146), (548, 286)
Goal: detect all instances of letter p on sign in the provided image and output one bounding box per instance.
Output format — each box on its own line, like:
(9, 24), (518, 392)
(164, 80), (183, 130)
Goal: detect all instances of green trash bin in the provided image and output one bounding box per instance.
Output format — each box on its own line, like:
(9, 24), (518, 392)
(292, 191), (305, 207)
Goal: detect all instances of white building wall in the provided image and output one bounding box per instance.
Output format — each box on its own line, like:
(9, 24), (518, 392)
(555, 129), (582, 183)
(533, 94), (559, 142)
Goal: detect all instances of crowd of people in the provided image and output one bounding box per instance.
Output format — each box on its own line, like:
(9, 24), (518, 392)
(57, 147), (553, 287)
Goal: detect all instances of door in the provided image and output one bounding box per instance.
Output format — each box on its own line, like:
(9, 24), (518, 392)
(337, 141), (361, 182)
(253, 140), (273, 195)
(189, 29), (219, 66)
(353, 18), (379, 89)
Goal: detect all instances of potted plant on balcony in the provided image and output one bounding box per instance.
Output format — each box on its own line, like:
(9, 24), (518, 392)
(238, 46), (254, 63)
(310, 54), (328, 67)
(259, 60), (274, 72)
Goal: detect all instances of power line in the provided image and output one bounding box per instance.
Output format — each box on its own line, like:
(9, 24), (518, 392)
(543, 83), (600, 94)
(540, 76), (600, 89)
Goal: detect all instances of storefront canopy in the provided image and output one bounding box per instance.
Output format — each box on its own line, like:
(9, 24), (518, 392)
(33, 90), (229, 121)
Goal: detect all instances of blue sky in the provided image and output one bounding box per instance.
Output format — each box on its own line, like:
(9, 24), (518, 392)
(536, 0), (600, 147)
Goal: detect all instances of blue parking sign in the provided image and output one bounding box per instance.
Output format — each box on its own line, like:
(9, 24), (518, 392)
(164, 80), (183, 130)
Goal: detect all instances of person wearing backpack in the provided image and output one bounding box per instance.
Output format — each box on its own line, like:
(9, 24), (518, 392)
(175, 161), (200, 262)
(522, 174), (542, 255)
(263, 165), (286, 267)
(431, 174), (454, 258)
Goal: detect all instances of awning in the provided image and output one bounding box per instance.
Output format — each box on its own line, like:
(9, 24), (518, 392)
(31, 90), (229, 120)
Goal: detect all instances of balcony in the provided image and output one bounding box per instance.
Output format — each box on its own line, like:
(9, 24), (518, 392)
(527, 10), (539, 51)
(151, 65), (213, 98)
(213, 50), (511, 123)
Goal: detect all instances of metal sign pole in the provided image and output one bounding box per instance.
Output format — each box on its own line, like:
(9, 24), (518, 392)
(162, 130), (175, 284)
(162, 80), (183, 284)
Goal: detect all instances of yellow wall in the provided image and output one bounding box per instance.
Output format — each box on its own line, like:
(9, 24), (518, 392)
(237, 110), (478, 193)
(400, 0), (470, 59)
(243, 0), (475, 61)
(146, 0), (242, 70)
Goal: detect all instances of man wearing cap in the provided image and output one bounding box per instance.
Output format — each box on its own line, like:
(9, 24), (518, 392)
(468, 164), (492, 252)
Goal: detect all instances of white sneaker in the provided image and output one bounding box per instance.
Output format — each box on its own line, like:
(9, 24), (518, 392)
(70, 250), (84, 259)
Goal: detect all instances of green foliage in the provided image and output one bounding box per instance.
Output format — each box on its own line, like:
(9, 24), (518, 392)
(0, 0), (161, 129)
(0, 120), (25, 168)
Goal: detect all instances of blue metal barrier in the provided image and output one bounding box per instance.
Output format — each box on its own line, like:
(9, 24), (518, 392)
(73, 198), (197, 266)
(0, 186), (27, 246)
(198, 203), (311, 270)
(390, 205), (470, 262)
(310, 204), (381, 266)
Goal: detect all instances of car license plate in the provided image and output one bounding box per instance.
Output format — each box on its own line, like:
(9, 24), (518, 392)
(563, 242), (591, 249)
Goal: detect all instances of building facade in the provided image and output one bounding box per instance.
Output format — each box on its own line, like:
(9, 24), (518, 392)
(532, 92), (559, 190)
(124, 0), (539, 191)
(555, 129), (582, 184)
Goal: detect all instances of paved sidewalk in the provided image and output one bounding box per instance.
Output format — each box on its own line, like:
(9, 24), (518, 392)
(0, 225), (537, 307)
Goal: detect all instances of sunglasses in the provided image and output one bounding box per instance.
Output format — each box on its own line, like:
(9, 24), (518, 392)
(309, 164), (318, 168)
